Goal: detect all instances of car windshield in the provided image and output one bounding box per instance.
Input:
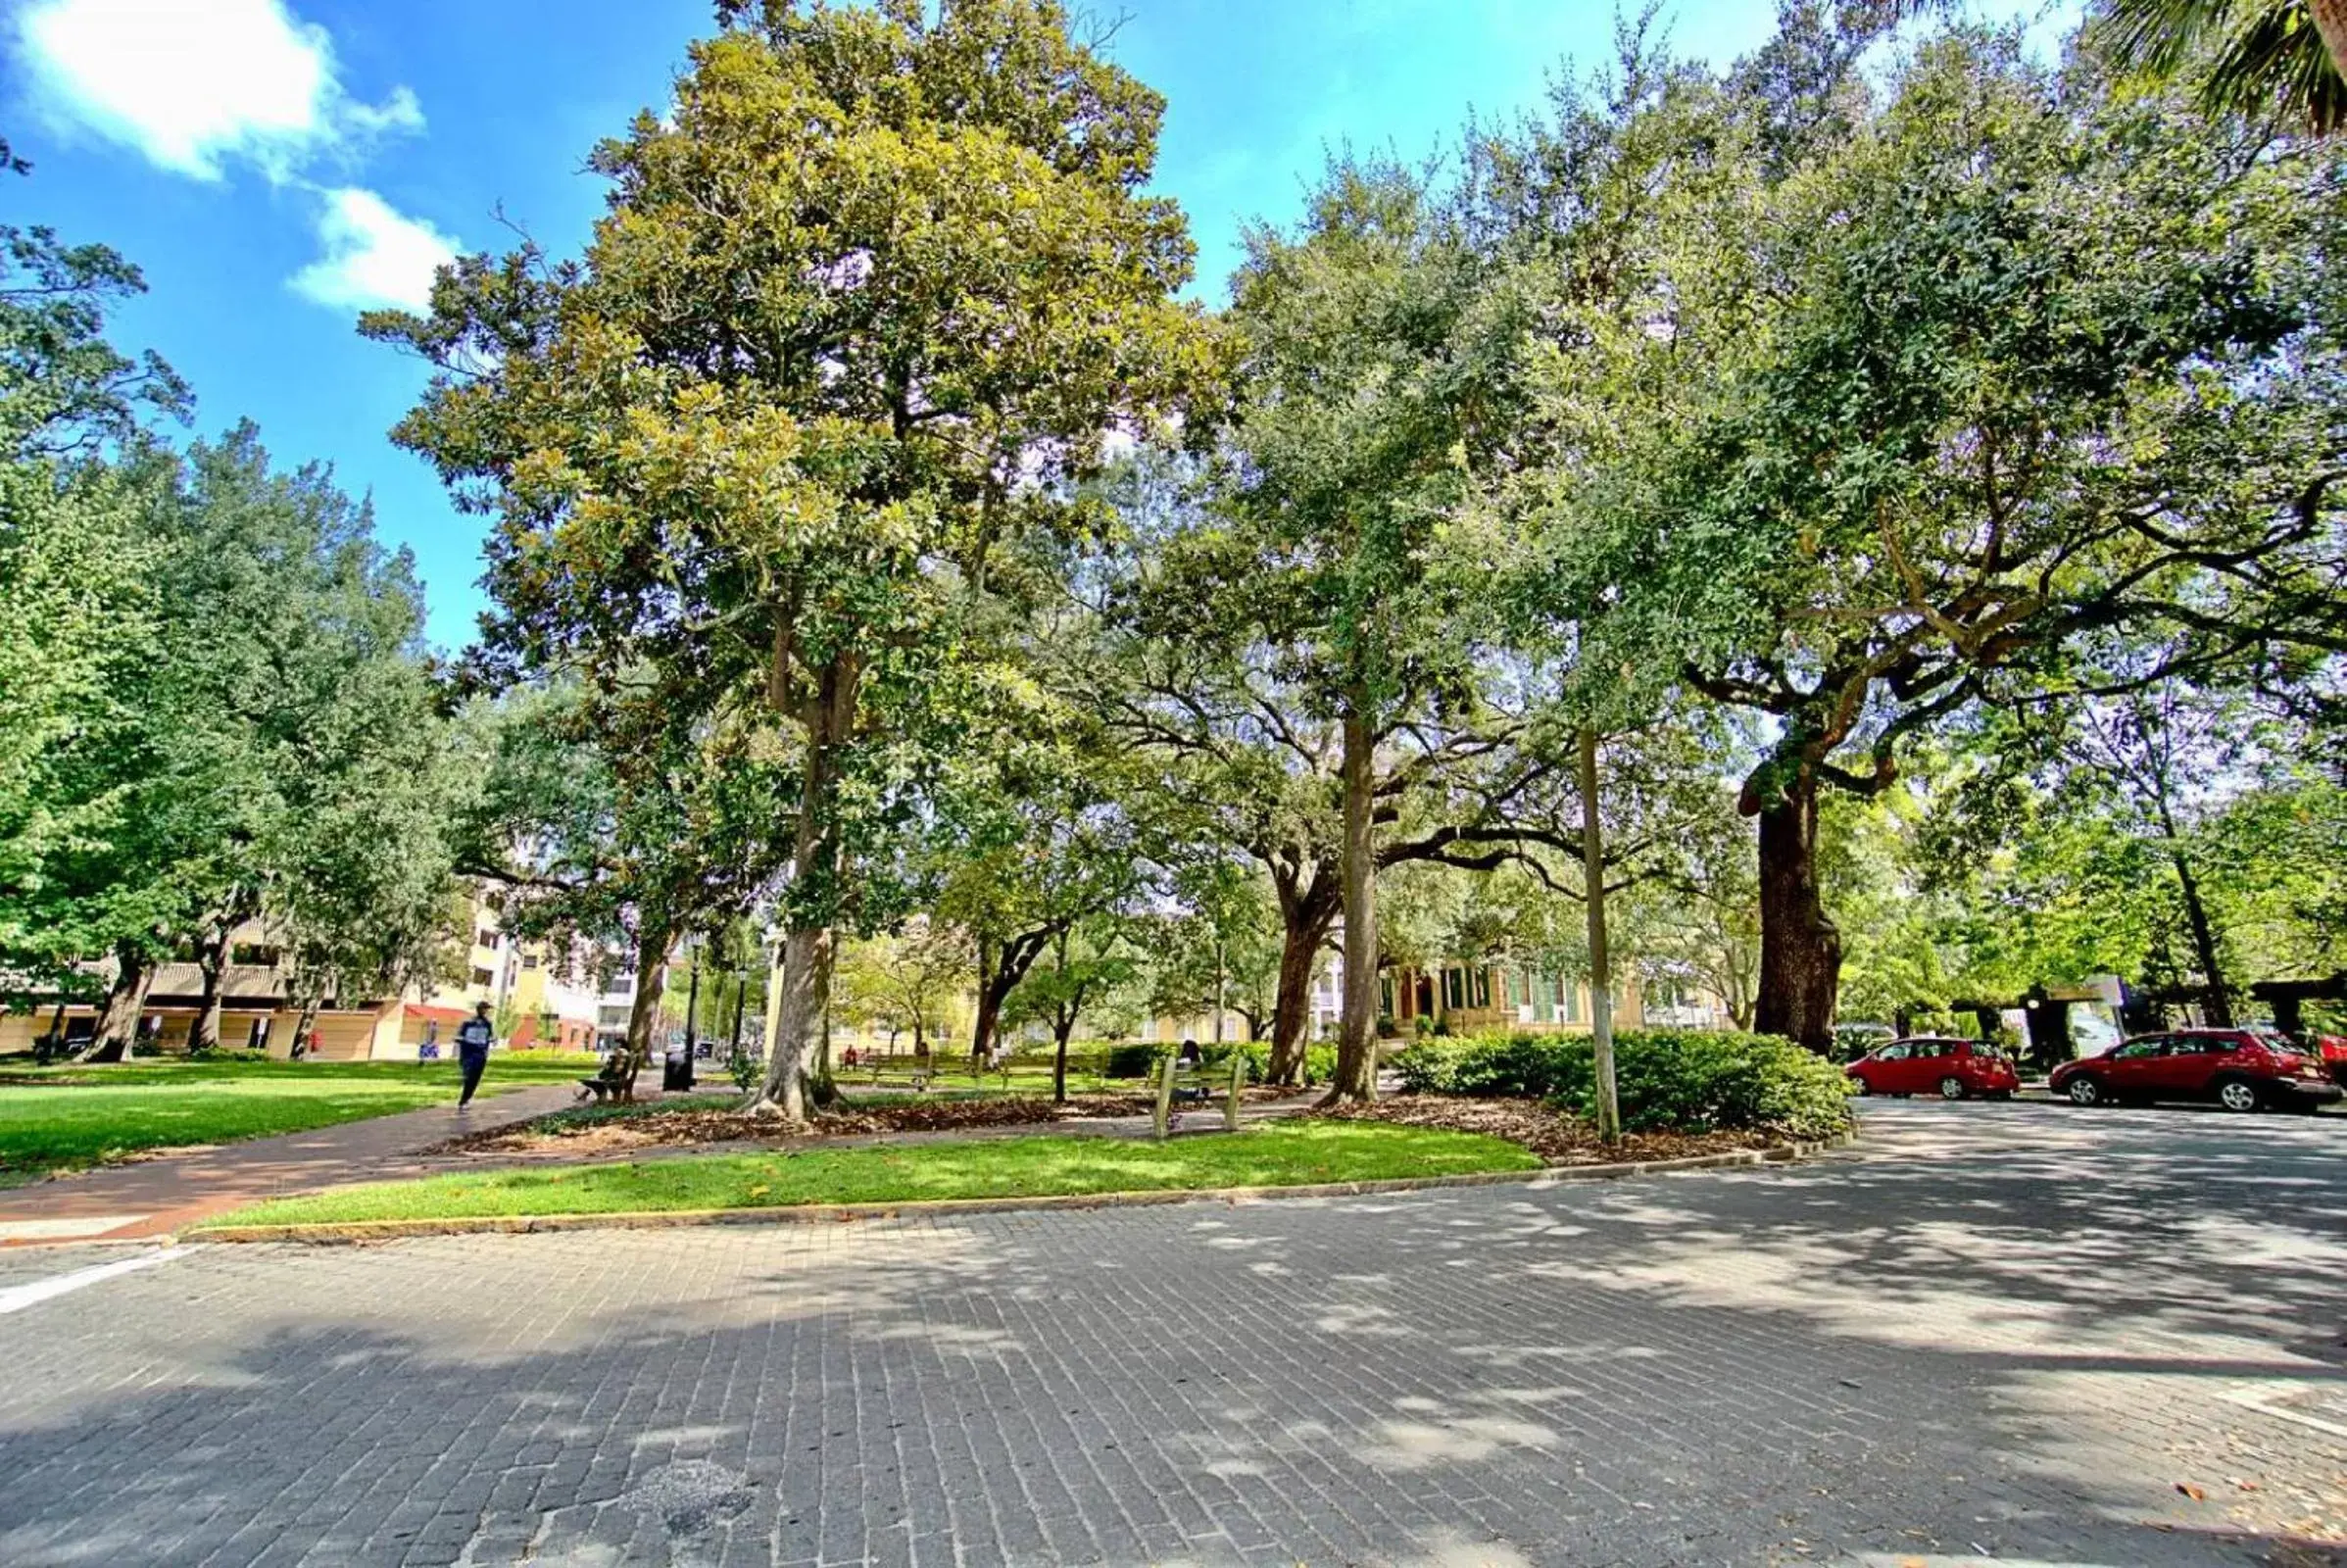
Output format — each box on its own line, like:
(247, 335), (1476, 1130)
(2247, 1028), (2300, 1053)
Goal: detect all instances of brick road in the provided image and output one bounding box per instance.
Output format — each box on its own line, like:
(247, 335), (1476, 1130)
(0, 1101), (2342, 1566)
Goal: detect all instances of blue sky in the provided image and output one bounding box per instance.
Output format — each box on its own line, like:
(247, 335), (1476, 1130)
(3, 0), (2037, 651)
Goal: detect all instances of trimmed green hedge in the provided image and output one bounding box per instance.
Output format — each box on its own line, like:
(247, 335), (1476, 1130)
(1391, 1028), (1854, 1139)
(1103, 1041), (1339, 1086)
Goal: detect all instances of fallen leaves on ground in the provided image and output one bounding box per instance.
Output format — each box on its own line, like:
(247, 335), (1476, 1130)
(429, 1092), (1178, 1158)
(1309, 1095), (1785, 1165)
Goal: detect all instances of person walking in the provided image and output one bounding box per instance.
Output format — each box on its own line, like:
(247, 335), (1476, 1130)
(455, 1001), (496, 1110)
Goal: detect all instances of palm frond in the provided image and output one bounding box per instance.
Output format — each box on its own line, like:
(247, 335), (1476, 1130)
(2102, 0), (2347, 133)
(2201, 2), (2347, 130)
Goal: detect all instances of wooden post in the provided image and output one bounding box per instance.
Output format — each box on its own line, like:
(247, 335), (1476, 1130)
(1224, 1049), (1244, 1132)
(1153, 1051), (1176, 1140)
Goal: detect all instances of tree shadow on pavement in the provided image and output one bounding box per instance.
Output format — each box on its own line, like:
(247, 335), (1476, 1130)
(0, 1105), (2340, 1565)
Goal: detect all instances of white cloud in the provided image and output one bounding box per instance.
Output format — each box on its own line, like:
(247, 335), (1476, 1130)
(14, 0), (420, 181)
(13, 0), (460, 316)
(289, 186), (458, 313)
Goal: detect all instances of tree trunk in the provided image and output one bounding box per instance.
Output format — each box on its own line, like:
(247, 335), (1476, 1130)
(1751, 765), (1840, 1052)
(288, 996), (321, 1060)
(1327, 699), (1379, 1104)
(191, 925), (230, 1054)
(759, 923), (833, 1118)
(971, 930), (1051, 1067)
(2170, 852), (2233, 1027)
(1579, 728), (1620, 1144)
(809, 985), (840, 1107)
(1052, 1013), (1076, 1104)
(2312, 0), (2347, 100)
(755, 654), (855, 1120)
(81, 944), (154, 1062)
(619, 923), (672, 1103)
(971, 938), (997, 1066)
(1266, 880), (1335, 1085)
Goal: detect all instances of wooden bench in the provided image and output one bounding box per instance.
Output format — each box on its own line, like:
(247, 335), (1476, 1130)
(860, 1061), (936, 1093)
(1156, 1054), (1247, 1136)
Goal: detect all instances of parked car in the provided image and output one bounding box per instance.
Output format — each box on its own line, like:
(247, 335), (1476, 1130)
(2049, 1028), (2343, 1112)
(2314, 1034), (2347, 1089)
(1845, 1037), (2021, 1101)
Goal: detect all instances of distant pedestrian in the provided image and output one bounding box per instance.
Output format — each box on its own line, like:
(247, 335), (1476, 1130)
(456, 1002), (496, 1109)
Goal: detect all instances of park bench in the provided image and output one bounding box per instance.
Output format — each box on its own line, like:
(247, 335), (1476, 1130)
(1156, 1054), (1247, 1136)
(576, 1058), (633, 1103)
(860, 1060), (935, 1092)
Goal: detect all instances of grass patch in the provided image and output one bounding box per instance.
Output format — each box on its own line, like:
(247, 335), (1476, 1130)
(0, 1053), (603, 1177)
(203, 1121), (1539, 1227)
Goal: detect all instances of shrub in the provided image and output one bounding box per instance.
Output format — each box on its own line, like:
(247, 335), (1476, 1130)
(1104, 1042), (1160, 1079)
(1197, 1041), (1339, 1087)
(1391, 1028), (1853, 1139)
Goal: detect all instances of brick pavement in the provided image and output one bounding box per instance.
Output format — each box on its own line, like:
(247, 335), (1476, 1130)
(0, 1101), (2342, 1565)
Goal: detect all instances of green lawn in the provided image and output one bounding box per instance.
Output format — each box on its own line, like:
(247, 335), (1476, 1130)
(203, 1121), (1539, 1228)
(0, 1053), (603, 1177)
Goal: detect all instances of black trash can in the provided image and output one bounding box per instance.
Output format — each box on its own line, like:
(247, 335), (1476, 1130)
(662, 1046), (695, 1093)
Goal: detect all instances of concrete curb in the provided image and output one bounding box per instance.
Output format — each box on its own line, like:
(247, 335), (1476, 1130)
(191, 1129), (1858, 1245)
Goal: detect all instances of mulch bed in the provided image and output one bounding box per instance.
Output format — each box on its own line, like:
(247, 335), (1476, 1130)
(1310, 1095), (1784, 1166)
(430, 1092), (1183, 1159)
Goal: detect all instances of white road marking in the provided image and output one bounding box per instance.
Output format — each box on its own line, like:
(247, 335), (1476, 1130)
(0, 1214), (149, 1243)
(0, 1246), (187, 1315)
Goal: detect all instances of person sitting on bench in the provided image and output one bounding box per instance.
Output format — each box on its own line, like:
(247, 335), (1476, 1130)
(578, 1049), (633, 1102)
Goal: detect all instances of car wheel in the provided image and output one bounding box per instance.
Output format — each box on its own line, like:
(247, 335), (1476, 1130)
(1937, 1076), (1967, 1101)
(2215, 1078), (2263, 1114)
(2066, 1076), (2103, 1106)
(1851, 1077), (1872, 1096)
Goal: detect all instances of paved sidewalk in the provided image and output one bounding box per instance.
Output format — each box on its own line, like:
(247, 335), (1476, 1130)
(0, 1101), (2342, 1565)
(0, 1079), (611, 1245)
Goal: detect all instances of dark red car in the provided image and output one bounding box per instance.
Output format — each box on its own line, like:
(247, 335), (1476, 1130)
(1845, 1037), (2021, 1101)
(2316, 1034), (2347, 1088)
(2050, 1027), (2343, 1113)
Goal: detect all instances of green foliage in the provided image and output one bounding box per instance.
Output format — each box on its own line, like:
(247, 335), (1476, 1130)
(4, 417), (465, 1004)
(1393, 1028), (1854, 1138)
(1103, 1042), (1159, 1078)
(1205, 1039), (1335, 1087)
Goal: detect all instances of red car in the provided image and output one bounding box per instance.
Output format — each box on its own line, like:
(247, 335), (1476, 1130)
(2316, 1034), (2347, 1088)
(2049, 1027), (2343, 1112)
(1845, 1037), (2021, 1101)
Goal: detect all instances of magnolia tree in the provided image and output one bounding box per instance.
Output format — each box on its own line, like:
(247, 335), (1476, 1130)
(369, 0), (1218, 1119)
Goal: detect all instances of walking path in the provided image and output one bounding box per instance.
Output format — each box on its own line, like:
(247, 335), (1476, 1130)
(0, 1083), (1322, 1245)
(0, 1080), (603, 1245)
